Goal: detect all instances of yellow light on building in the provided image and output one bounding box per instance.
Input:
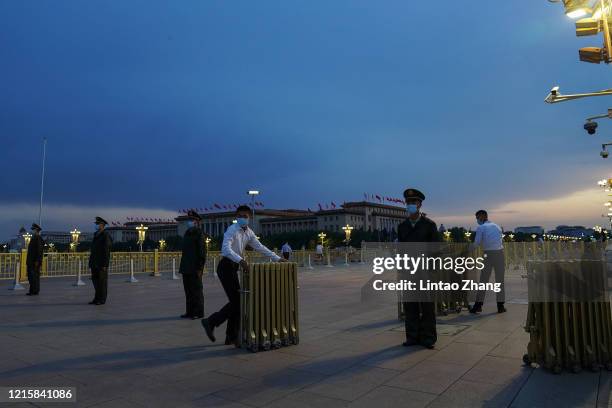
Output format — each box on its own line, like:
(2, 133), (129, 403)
(159, 239), (166, 251)
(318, 232), (327, 246)
(70, 228), (80, 252)
(205, 237), (211, 251)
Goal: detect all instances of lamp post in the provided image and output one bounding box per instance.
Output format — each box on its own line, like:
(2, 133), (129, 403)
(342, 224), (353, 266)
(464, 231), (472, 242)
(70, 228), (80, 252)
(443, 231), (452, 242)
(159, 239), (166, 251)
(318, 232), (326, 247)
(205, 237), (211, 252)
(247, 190), (259, 231)
(136, 224), (148, 252)
(23, 232), (32, 248)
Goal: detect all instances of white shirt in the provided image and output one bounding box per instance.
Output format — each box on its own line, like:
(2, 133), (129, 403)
(281, 243), (292, 253)
(315, 244), (323, 254)
(474, 221), (503, 251)
(221, 223), (281, 263)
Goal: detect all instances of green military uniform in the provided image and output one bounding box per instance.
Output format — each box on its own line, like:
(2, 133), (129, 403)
(89, 217), (112, 305)
(179, 210), (207, 319)
(397, 188), (440, 348)
(26, 223), (44, 295)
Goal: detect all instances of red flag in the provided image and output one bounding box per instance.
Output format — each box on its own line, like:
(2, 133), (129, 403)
(318, 203), (323, 210)
(331, 202), (336, 208)
(375, 195), (381, 201)
(214, 204), (221, 209)
(308, 207), (312, 212)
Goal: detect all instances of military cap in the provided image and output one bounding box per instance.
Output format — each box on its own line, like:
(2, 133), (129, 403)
(95, 216), (108, 225)
(403, 188), (425, 201)
(31, 223), (42, 231)
(186, 209), (202, 221)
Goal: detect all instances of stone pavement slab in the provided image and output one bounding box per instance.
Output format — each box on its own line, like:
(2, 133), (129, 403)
(0, 265), (609, 408)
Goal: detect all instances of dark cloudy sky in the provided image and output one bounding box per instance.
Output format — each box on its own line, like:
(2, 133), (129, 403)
(2, 0), (612, 239)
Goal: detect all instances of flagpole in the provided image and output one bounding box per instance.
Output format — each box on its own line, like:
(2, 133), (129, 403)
(38, 137), (47, 227)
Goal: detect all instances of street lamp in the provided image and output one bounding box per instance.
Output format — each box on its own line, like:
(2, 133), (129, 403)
(464, 231), (472, 241)
(159, 239), (166, 251)
(23, 232), (32, 248)
(136, 224), (148, 252)
(318, 232), (327, 247)
(247, 190), (259, 231)
(205, 237), (211, 251)
(443, 231), (452, 242)
(70, 228), (80, 252)
(560, 0), (593, 19)
(342, 224), (353, 243)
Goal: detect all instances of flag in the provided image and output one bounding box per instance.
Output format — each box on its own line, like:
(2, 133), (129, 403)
(214, 203), (221, 209)
(364, 192), (368, 201)
(325, 204), (329, 209)
(331, 202), (336, 208)
(318, 203), (323, 211)
(308, 207), (312, 212)
(375, 195), (381, 201)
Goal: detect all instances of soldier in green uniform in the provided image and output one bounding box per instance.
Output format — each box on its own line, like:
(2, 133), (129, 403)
(89, 216), (112, 305)
(397, 188), (440, 349)
(179, 210), (207, 319)
(26, 223), (44, 296)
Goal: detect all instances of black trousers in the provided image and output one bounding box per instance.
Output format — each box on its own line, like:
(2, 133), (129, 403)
(403, 302), (437, 346)
(182, 272), (204, 316)
(91, 267), (108, 303)
(27, 265), (40, 294)
(475, 250), (506, 303)
(208, 258), (240, 340)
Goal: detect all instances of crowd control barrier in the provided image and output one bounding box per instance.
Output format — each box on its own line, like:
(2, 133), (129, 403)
(238, 262), (299, 352)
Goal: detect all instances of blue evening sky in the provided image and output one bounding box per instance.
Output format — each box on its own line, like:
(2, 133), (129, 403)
(1, 0), (612, 238)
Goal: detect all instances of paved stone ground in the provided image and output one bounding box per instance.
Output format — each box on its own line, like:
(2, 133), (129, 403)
(0, 265), (610, 408)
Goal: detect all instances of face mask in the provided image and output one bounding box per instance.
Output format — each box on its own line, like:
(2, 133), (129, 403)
(236, 218), (249, 227)
(406, 204), (418, 215)
(477, 219), (484, 225)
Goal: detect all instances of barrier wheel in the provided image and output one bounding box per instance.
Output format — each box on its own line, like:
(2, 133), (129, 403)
(249, 344), (258, 353)
(292, 336), (299, 345)
(552, 365), (562, 375)
(571, 364), (582, 374)
(262, 341), (271, 351)
(522, 354), (531, 366)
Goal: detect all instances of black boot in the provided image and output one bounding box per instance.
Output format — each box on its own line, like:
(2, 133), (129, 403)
(469, 302), (483, 314)
(497, 302), (506, 313)
(201, 318), (216, 342)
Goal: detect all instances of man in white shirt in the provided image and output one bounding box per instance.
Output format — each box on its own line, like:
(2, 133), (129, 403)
(201, 205), (287, 345)
(315, 243), (324, 262)
(281, 242), (292, 260)
(469, 210), (506, 314)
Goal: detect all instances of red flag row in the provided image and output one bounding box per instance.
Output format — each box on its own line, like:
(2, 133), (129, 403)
(177, 202), (265, 215)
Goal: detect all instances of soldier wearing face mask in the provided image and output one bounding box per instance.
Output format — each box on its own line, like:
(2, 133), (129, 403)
(201, 205), (288, 345)
(179, 210), (207, 319)
(397, 188), (440, 349)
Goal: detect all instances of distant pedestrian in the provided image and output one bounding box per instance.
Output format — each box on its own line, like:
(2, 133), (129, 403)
(26, 223), (44, 296)
(88, 217), (112, 305)
(315, 243), (324, 262)
(179, 210), (207, 319)
(281, 242), (292, 260)
(201, 205), (288, 346)
(469, 210), (506, 314)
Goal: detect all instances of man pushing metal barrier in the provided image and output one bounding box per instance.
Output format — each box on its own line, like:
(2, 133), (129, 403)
(238, 261), (299, 352)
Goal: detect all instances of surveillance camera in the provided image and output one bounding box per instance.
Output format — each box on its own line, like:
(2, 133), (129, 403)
(585, 121), (598, 135)
(601, 150), (609, 158)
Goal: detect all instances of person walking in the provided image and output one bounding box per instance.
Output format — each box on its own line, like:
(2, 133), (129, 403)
(179, 210), (207, 319)
(88, 217), (112, 305)
(26, 223), (44, 296)
(397, 188), (441, 349)
(201, 205), (287, 345)
(469, 210), (506, 314)
(281, 242), (292, 260)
